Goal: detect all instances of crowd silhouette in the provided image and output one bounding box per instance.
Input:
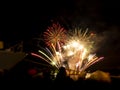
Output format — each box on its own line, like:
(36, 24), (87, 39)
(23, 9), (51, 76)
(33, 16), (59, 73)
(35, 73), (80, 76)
(0, 61), (120, 89)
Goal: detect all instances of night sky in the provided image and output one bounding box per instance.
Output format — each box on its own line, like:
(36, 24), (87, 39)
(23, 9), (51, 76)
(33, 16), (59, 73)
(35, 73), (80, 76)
(1, 0), (120, 40)
(1, 0), (120, 70)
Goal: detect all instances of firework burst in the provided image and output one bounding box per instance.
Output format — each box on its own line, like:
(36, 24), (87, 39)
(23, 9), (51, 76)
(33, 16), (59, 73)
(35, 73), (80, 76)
(43, 22), (66, 49)
(31, 23), (104, 74)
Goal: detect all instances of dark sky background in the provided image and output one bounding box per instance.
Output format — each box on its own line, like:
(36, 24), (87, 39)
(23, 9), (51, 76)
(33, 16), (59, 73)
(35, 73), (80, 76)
(1, 0), (120, 70)
(1, 0), (120, 39)
(1, 0), (120, 40)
